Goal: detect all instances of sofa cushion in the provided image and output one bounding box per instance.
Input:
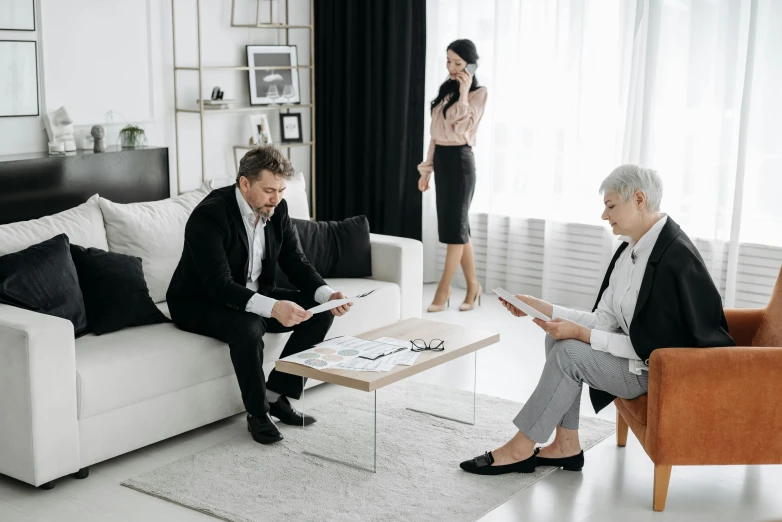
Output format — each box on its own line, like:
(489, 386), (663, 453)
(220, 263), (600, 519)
(75, 322), (230, 419)
(99, 183), (211, 303)
(276, 216), (372, 289)
(0, 194), (107, 257)
(69, 244), (169, 335)
(753, 266), (782, 348)
(0, 234), (88, 336)
(76, 278), (401, 420)
(76, 304), (289, 420)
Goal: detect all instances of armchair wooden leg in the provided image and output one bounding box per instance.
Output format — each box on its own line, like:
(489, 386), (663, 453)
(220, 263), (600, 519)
(653, 465), (672, 512)
(616, 410), (628, 447)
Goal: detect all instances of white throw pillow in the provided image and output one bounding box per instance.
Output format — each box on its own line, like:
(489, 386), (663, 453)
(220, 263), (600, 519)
(209, 177), (235, 189)
(285, 172), (310, 220)
(0, 194), (108, 256)
(99, 182), (212, 303)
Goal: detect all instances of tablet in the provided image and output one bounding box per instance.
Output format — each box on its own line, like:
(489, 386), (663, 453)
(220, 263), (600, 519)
(492, 288), (552, 321)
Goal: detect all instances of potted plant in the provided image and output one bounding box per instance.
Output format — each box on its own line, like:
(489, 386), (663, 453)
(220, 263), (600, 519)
(119, 124), (147, 148)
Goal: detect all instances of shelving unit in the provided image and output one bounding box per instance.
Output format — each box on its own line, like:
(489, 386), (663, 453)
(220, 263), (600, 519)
(171, 0), (317, 217)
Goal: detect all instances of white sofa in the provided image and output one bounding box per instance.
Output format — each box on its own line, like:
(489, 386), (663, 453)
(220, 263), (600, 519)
(0, 175), (423, 489)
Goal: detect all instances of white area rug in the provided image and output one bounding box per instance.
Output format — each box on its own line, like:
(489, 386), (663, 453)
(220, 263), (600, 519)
(123, 384), (614, 522)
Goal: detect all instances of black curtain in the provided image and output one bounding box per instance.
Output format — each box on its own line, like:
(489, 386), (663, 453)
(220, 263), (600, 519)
(314, 0), (426, 240)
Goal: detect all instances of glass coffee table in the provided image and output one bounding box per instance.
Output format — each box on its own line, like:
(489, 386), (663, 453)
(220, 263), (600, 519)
(275, 317), (500, 472)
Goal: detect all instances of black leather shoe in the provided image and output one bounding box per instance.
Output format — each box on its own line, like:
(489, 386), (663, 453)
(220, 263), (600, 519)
(247, 413), (284, 444)
(459, 451), (537, 475)
(269, 396), (317, 426)
(533, 447), (584, 471)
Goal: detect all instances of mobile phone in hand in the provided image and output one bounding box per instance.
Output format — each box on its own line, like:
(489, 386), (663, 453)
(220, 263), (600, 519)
(466, 63), (478, 75)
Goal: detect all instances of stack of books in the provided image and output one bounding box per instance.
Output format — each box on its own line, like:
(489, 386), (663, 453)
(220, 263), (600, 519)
(195, 99), (235, 110)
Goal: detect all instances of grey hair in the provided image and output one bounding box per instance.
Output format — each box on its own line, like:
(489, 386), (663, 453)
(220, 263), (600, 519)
(599, 165), (663, 212)
(236, 145), (295, 184)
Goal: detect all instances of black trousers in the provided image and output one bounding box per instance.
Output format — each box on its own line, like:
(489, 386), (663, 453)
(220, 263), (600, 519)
(171, 289), (334, 417)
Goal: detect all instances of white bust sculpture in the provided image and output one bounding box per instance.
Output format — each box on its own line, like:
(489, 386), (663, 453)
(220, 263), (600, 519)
(43, 106), (77, 152)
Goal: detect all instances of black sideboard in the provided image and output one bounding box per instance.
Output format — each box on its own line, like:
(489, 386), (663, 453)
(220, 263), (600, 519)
(0, 146), (170, 225)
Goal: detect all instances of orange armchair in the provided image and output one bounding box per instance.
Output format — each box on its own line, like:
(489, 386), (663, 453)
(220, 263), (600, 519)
(614, 267), (782, 511)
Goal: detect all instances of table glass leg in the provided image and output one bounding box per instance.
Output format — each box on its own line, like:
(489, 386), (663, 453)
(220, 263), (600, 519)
(405, 350), (476, 425)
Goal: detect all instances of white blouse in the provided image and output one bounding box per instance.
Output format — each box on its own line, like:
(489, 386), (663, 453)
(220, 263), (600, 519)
(552, 215), (669, 375)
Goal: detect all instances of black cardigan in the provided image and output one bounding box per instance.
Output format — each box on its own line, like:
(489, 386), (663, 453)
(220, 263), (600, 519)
(588, 217), (735, 412)
(166, 185), (326, 322)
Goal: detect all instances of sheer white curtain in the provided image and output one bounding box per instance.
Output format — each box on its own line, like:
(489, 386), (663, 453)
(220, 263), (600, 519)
(423, 0), (782, 309)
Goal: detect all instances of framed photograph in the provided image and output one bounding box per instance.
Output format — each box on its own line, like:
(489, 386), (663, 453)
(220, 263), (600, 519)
(0, 40), (39, 117)
(0, 0), (35, 31)
(279, 113), (303, 143)
(248, 114), (273, 146)
(246, 45), (301, 106)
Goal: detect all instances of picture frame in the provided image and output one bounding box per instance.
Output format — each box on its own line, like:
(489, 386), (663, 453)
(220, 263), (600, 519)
(246, 45), (301, 106)
(279, 113), (303, 143)
(0, 0), (35, 31)
(0, 40), (39, 117)
(248, 113), (273, 146)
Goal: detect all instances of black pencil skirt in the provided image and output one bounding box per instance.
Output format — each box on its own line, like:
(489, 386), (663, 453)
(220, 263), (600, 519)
(434, 144), (476, 244)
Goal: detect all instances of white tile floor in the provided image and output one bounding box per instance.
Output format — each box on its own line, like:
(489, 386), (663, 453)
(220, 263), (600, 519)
(1, 284), (780, 522)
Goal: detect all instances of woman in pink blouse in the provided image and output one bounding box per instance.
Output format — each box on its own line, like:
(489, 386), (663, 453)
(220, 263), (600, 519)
(418, 39), (488, 313)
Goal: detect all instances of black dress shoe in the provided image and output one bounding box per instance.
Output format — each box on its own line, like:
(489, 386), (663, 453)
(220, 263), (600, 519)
(459, 451), (537, 475)
(533, 447), (584, 471)
(247, 413), (284, 444)
(269, 396), (317, 426)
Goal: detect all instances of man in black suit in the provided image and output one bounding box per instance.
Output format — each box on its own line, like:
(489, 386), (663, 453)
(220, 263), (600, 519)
(167, 146), (352, 444)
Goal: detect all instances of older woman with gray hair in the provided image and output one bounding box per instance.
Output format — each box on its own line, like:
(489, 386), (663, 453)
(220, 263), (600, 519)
(460, 165), (735, 475)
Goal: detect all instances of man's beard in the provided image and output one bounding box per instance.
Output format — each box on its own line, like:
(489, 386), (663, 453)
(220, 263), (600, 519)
(255, 205), (275, 219)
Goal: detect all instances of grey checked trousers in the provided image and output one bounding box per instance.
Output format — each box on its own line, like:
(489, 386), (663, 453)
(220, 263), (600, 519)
(513, 335), (649, 443)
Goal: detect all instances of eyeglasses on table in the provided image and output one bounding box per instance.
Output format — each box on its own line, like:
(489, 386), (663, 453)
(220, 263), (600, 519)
(410, 338), (445, 352)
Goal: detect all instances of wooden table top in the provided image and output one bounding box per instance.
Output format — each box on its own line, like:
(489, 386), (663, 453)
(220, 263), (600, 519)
(274, 317), (500, 392)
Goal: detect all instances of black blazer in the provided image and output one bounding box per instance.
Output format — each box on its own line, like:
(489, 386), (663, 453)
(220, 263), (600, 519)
(589, 217), (735, 412)
(166, 185), (326, 323)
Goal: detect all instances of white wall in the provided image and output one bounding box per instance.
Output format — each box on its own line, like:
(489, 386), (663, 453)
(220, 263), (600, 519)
(0, 0), (313, 198)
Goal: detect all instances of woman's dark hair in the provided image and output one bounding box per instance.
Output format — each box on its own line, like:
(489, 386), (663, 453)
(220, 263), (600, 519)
(430, 39), (481, 118)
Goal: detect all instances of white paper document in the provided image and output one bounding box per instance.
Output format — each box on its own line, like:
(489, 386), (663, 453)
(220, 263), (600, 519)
(356, 337), (412, 359)
(332, 349), (420, 372)
(307, 298), (353, 315)
(492, 288), (552, 321)
(280, 336), (367, 370)
(385, 349), (420, 366)
(280, 335), (419, 372)
(305, 289), (380, 314)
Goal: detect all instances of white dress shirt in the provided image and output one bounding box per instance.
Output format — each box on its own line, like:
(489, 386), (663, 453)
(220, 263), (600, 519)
(235, 188), (334, 318)
(552, 214), (668, 375)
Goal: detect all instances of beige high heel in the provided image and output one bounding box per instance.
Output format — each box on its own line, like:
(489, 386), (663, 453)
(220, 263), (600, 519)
(427, 287), (453, 313)
(459, 284), (483, 312)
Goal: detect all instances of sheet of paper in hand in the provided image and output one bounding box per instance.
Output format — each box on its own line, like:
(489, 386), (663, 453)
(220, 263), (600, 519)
(306, 289), (379, 314)
(492, 288), (552, 321)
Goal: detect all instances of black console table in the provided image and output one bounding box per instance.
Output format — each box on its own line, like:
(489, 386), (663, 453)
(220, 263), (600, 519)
(0, 146), (170, 225)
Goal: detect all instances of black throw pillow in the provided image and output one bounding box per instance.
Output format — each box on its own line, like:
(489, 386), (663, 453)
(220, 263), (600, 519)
(276, 215), (372, 289)
(69, 244), (170, 335)
(0, 234), (88, 336)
